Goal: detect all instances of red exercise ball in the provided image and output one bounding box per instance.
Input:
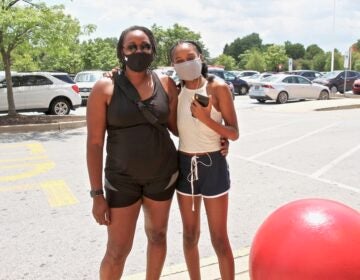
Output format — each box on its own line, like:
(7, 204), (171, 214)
(249, 199), (360, 280)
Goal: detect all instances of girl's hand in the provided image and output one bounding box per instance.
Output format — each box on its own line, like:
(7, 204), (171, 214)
(191, 95), (212, 122)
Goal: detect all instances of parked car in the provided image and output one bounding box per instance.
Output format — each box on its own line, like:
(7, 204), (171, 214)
(312, 70), (360, 93)
(0, 72), (81, 115)
(230, 70), (259, 78)
(353, 79), (360, 95)
(249, 74), (330, 104)
(286, 70), (323, 81)
(74, 70), (105, 105)
(208, 68), (249, 95)
(242, 72), (274, 86)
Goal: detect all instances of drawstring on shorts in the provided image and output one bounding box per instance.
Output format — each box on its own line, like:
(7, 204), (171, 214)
(187, 153), (212, 211)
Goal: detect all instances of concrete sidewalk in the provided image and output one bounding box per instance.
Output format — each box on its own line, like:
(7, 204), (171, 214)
(123, 247), (250, 280)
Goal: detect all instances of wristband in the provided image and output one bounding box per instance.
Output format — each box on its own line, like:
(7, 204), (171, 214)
(90, 189), (104, 198)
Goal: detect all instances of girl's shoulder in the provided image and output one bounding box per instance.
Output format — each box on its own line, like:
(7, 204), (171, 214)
(206, 75), (229, 95)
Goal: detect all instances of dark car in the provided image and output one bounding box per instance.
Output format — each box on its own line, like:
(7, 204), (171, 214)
(313, 70), (360, 93)
(208, 68), (249, 95)
(286, 70), (323, 81)
(353, 79), (360, 95)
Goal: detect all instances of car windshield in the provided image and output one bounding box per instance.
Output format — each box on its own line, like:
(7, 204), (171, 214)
(261, 75), (278, 82)
(322, 71), (341, 79)
(250, 74), (260, 79)
(52, 74), (75, 84)
(75, 73), (103, 83)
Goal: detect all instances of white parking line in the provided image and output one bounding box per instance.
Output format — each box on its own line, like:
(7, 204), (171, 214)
(311, 143), (360, 178)
(240, 120), (301, 138)
(248, 122), (339, 160)
(231, 155), (360, 194)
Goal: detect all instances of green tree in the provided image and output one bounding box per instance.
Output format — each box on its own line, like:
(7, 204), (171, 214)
(350, 51), (360, 71)
(0, 1), (93, 115)
(304, 44), (324, 60)
(245, 49), (266, 72)
(284, 41), (305, 60)
(223, 33), (262, 62)
(151, 23), (209, 67)
(324, 50), (342, 71)
(212, 54), (237, 70)
(80, 37), (118, 71)
(263, 45), (288, 72)
(312, 53), (327, 71)
(294, 58), (311, 70)
(355, 39), (360, 52)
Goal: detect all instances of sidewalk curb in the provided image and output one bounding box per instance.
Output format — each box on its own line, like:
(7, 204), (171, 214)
(123, 247), (250, 280)
(0, 120), (86, 133)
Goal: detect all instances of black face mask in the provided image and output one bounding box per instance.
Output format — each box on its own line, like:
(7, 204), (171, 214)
(123, 53), (153, 72)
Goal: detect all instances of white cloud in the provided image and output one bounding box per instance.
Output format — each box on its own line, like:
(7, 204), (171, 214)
(50, 0), (360, 57)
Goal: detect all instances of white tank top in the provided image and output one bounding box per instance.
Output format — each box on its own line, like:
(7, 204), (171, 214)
(177, 81), (223, 153)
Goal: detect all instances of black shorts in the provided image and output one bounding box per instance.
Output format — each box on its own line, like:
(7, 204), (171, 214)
(104, 171), (178, 208)
(177, 151), (230, 198)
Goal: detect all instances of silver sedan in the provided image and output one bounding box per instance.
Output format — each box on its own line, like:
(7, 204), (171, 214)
(249, 74), (330, 104)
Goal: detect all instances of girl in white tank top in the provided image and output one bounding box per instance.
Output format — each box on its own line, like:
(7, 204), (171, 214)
(170, 40), (239, 280)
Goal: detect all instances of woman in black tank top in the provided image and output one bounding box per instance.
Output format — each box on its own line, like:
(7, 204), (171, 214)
(86, 26), (179, 279)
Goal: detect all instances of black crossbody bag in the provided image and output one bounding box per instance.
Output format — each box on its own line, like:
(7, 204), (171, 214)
(115, 71), (167, 132)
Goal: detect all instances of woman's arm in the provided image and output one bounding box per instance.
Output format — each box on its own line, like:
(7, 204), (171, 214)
(86, 78), (113, 225)
(160, 75), (179, 136)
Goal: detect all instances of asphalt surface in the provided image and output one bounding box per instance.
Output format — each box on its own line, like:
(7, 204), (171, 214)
(0, 93), (359, 279)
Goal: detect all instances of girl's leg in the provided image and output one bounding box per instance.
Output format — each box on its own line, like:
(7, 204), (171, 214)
(100, 200), (142, 280)
(142, 197), (173, 280)
(204, 194), (234, 280)
(177, 193), (202, 280)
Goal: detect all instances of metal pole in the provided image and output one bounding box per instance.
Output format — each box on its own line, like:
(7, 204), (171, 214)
(331, 0), (336, 71)
(349, 46), (352, 70)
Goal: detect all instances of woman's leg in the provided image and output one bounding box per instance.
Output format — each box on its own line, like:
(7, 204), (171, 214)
(142, 197), (173, 280)
(100, 200), (142, 280)
(204, 194), (234, 280)
(177, 193), (202, 280)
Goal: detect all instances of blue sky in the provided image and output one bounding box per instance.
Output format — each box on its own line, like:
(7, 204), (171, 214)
(46, 0), (360, 57)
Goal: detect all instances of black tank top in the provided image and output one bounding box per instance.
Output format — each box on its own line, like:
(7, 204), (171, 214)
(105, 71), (178, 183)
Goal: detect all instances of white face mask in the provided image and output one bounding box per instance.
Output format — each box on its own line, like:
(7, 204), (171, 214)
(173, 58), (202, 81)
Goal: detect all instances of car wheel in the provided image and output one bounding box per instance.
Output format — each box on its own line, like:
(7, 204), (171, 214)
(318, 90), (329, 100)
(257, 99), (266, 103)
(276, 91), (288, 104)
(330, 85), (338, 94)
(239, 85), (248, 95)
(49, 98), (71, 115)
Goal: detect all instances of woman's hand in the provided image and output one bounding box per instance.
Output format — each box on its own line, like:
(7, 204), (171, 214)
(92, 196), (111, 226)
(220, 138), (229, 157)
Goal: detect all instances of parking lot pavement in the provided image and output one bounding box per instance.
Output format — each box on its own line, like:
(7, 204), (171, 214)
(124, 248), (250, 280)
(1, 94), (360, 279)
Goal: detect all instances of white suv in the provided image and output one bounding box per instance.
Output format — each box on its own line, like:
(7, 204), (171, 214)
(0, 72), (81, 115)
(74, 70), (105, 105)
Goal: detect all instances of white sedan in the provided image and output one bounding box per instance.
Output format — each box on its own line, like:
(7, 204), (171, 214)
(249, 74), (330, 104)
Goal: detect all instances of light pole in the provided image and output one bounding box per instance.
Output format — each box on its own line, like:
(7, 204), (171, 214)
(330, 0), (336, 71)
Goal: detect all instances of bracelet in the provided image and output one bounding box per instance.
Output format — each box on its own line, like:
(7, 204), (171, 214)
(90, 189), (104, 198)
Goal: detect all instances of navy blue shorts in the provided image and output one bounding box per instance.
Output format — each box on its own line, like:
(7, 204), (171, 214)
(176, 151), (230, 198)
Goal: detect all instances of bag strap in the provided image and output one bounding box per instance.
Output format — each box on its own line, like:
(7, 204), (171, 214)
(115, 71), (166, 132)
